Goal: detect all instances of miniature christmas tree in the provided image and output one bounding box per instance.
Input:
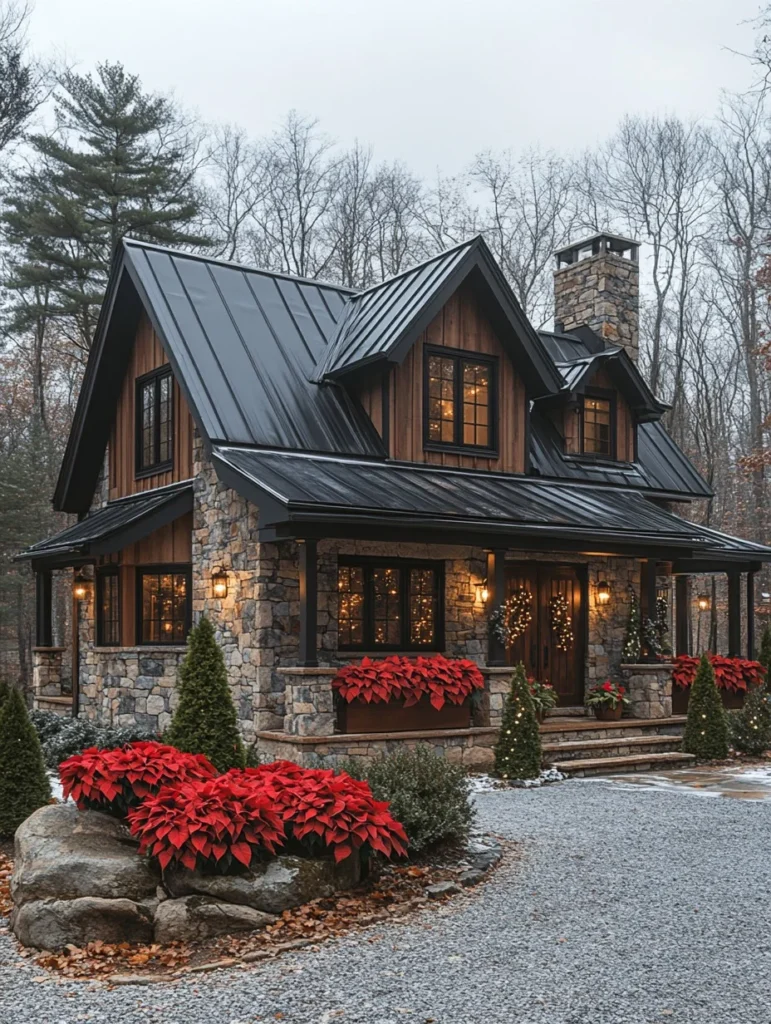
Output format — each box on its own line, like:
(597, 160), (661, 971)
(493, 662), (542, 780)
(166, 616), (245, 771)
(731, 682), (771, 756)
(682, 652), (729, 760)
(0, 686), (51, 837)
(622, 585), (641, 662)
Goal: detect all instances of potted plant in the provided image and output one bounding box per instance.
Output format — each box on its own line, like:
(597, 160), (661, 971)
(585, 680), (630, 721)
(528, 678), (558, 723)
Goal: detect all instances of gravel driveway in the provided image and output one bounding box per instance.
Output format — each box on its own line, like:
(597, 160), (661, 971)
(2, 778), (771, 1024)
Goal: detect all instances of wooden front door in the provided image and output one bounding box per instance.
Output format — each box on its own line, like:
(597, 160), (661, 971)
(505, 564), (585, 706)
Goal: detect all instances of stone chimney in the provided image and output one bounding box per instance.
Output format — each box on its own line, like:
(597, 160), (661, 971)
(553, 232), (640, 362)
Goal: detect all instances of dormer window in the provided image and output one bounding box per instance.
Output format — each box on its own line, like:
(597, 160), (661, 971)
(424, 348), (497, 453)
(136, 366), (173, 476)
(582, 394), (613, 457)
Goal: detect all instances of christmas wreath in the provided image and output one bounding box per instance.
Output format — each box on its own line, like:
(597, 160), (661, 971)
(549, 593), (574, 652)
(489, 587), (533, 646)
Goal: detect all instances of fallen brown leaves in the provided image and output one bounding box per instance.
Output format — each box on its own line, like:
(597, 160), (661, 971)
(21, 939), (193, 979)
(0, 852), (12, 918)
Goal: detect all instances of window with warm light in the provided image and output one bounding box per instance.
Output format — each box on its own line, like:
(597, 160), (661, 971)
(425, 349), (496, 452)
(137, 565), (191, 644)
(581, 394), (614, 457)
(338, 559), (443, 651)
(96, 569), (120, 646)
(136, 366), (173, 475)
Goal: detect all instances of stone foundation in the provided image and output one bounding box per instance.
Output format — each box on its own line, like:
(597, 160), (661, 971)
(283, 668), (337, 736)
(32, 647), (66, 705)
(619, 663), (674, 719)
(79, 646), (186, 732)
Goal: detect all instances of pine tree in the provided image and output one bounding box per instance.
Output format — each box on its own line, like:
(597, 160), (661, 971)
(731, 683), (771, 756)
(683, 653), (729, 760)
(493, 663), (542, 780)
(166, 616), (245, 772)
(0, 686), (51, 838)
(3, 61), (207, 353)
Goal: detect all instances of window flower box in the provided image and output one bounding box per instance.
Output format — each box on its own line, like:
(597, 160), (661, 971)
(338, 694), (473, 734)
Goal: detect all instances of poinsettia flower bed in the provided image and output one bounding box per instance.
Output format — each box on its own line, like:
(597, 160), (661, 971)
(127, 774), (286, 872)
(332, 654), (484, 710)
(59, 741), (218, 817)
(233, 762), (408, 863)
(672, 654), (765, 692)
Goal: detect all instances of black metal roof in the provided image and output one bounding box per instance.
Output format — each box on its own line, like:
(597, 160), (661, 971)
(21, 484), (193, 566)
(211, 446), (738, 556)
(315, 236), (564, 397)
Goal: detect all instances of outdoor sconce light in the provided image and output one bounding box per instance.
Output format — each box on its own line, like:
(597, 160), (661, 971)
(73, 573), (90, 601)
(212, 567), (228, 599)
(476, 580), (489, 604)
(596, 580), (611, 605)
(697, 594), (711, 612)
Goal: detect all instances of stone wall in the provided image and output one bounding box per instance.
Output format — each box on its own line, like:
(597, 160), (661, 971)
(32, 647), (66, 703)
(619, 663), (674, 720)
(554, 251), (639, 362)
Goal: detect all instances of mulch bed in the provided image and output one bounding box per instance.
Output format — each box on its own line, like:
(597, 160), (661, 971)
(0, 846), (505, 984)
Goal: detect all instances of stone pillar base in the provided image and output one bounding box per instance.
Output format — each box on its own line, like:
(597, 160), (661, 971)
(619, 663), (675, 719)
(32, 647), (67, 707)
(281, 667), (338, 736)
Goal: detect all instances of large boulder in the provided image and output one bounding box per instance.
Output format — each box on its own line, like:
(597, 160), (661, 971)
(166, 854), (361, 915)
(153, 896), (276, 944)
(11, 804), (159, 907)
(11, 897), (154, 950)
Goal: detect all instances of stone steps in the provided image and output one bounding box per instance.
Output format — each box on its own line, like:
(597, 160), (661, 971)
(539, 715), (686, 745)
(552, 751), (696, 777)
(542, 734), (686, 762)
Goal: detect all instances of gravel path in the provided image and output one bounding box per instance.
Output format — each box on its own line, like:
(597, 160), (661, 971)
(2, 778), (771, 1024)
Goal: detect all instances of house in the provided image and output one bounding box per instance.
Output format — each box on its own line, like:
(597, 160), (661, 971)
(21, 231), (771, 770)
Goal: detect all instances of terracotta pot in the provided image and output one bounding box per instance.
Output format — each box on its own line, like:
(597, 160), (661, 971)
(593, 703), (624, 721)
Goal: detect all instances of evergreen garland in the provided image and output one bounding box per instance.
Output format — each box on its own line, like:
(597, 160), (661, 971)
(0, 686), (51, 838)
(493, 662), (542, 781)
(166, 616), (246, 772)
(549, 594), (573, 651)
(622, 585), (641, 662)
(489, 588), (533, 646)
(656, 594), (672, 655)
(682, 652), (729, 760)
(642, 617), (662, 659)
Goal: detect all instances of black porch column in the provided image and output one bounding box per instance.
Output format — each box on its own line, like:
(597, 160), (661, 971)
(727, 570), (741, 658)
(640, 558), (658, 660)
(747, 570), (756, 659)
(298, 539), (318, 668)
(675, 575), (690, 656)
(35, 569), (53, 648)
(486, 548), (507, 667)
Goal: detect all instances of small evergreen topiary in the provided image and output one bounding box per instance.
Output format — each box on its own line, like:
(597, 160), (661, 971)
(0, 680), (9, 711)
(758, 623), (771, 676)
(682, 652), (729, 760)
(166, 616), (245, 772)
(0, 686), (51, 837)
(731, 683), (771, 756)
(494, 662), (542, 780)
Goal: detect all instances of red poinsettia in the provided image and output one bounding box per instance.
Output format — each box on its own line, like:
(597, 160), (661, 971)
(127, 774), (285, 872)
(60, 741), (217, 817)
(585, 680), (629, 709)
(672, 655), (765, 692)
(332, 654), (484, 710)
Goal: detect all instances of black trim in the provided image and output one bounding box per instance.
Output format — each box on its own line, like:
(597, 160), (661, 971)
(96, 567), (121, 647)
(337, 555), (445, 652)
(579, 387), (616, 460)
(135, 563), (192, 646)
(381, 372), (391, 453)
(423, 346), (498, 455)
(135, 364), (174, 478)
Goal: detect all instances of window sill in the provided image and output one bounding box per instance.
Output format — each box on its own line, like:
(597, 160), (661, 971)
(135, 461), (173, 481)
(423, 443), (499, 459)
(92, 645), (188, 654)
(563, 453), (632, 468)
(336, 650), (443, 659)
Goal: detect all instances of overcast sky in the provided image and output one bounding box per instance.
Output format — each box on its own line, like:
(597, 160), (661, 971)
(28, 0), (763, 176)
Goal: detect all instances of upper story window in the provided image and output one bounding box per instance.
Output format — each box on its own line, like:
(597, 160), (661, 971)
(338, 558), (443, 651)
(424, 348), (497, 453)
(581, 394), (614, 458)
(136, 366), (173, 476)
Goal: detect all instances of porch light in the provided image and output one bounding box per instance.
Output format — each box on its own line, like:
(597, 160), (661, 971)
(476, 581), (489, 604)
(73, 572), (90, 601)
(212, 567), (228, 599)
(596, 580), (611, 605)
(697, 594), (711, 612)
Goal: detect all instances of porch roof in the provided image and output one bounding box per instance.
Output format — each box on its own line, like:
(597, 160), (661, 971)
(212, 446), (771, 561)
(18, 482), (193, 568)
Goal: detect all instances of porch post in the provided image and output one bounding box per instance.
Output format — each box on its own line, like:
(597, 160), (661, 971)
(727, 570), (741, 658)
(35, 569), (53, 648)
(487, 548), (507, 667)
(298, 539), (318, 668)
(747, 570), (756, 659)
(675, 575), (690, 656)
(640, 558), (658, 660)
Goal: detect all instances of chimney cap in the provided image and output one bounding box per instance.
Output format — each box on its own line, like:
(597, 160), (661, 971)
(555, 232), (640, 269)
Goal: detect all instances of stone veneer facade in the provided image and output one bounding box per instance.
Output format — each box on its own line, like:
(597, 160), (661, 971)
(554, 251), (639, 363)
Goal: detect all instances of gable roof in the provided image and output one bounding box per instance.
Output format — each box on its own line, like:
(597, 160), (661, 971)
(314, 236), (563, 397)
(553, 346), (669, 423)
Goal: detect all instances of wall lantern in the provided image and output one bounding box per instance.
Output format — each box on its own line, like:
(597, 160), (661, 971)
(476, 580), (490, 604)
(697, 594), (711, 612)
(212, 567), (228, 599)
(596, 580), (611, 606)
(73, 572), (90, 601)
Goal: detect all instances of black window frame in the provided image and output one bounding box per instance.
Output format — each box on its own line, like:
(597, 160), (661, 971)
(576, 387), (617, 462)
(423, 346), (498, 456)
(136, 563), (192, 646)
(96, 567), (121, 647)
(337, 556), (445, 652)
(135, 365), (174, 478)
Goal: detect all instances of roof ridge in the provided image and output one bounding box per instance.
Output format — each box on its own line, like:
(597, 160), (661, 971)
(121, 237), (356, 296)
(349, 235), (482, 300)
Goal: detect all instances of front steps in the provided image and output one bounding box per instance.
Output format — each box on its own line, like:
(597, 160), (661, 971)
(540, 715), (690, 777)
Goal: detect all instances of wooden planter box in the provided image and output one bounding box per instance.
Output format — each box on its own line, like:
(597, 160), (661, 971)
(672, 687), (746, 715)
(337, 696), (472, 734)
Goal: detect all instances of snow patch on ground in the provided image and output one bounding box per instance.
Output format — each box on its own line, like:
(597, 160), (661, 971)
(469, 767), (566, 792)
